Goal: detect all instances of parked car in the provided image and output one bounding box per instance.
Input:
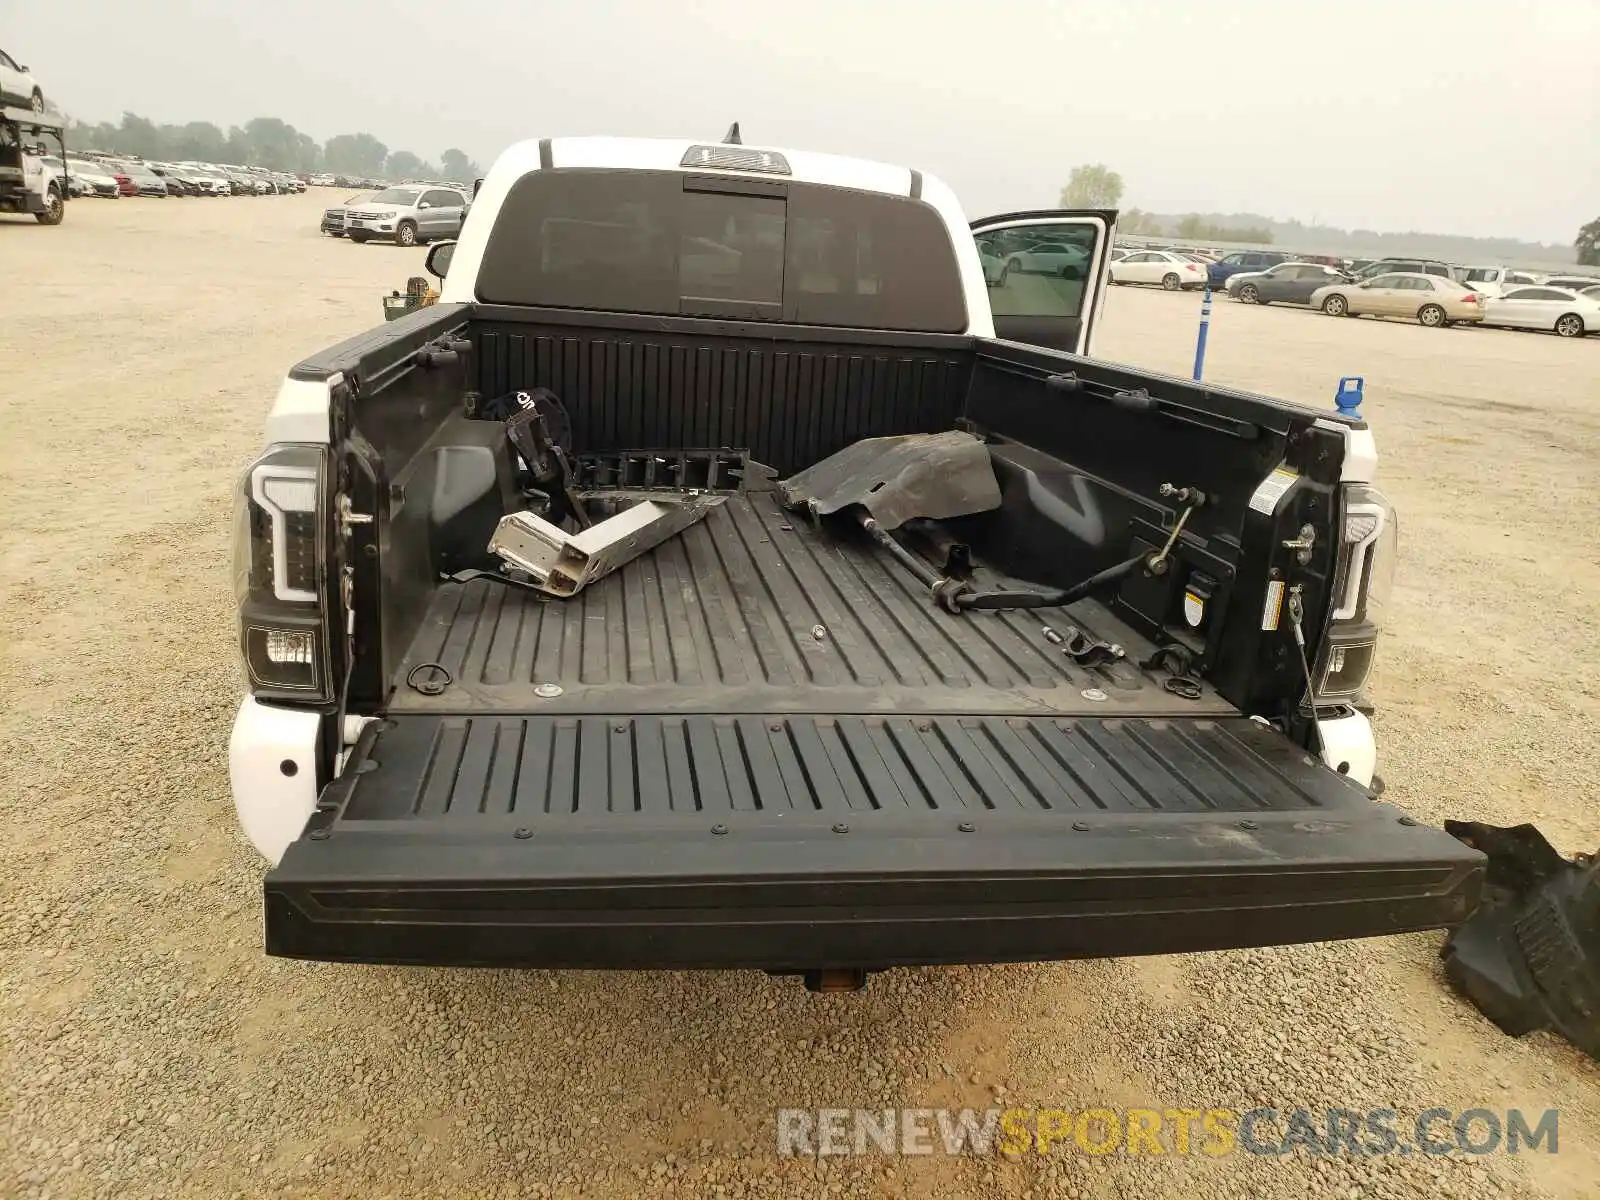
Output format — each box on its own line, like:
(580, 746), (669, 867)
(1310, 272), (1484, 327)
(1350, 258), (1455, 282)
(147, 164), (192, 197)
(219, 167), (256, 195)
(309, 173), (336, 187)
(1458, 265), (1547, 297)
(1541, 276), (1600, 292)
(1479, 286), (1599, 338)
(0, 47), (44, 112)
(1207, 250), (1290, 289)
(998, 239), (1091, 280)
(190, 170), (234, 197)
(1109, 249), (1209, 290)
(107, 161), (170, 197)
(346, 185), (469, 246)
(1228, 262), (1349, 305)
(321, 191), (378, 238)
(61, 157), (121, 197)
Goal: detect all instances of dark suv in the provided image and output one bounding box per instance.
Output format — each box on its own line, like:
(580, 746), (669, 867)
(1207, 249), (1290, 289)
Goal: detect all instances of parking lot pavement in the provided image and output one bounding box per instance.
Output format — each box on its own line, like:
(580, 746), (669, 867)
(3, 194), (1598, 1199)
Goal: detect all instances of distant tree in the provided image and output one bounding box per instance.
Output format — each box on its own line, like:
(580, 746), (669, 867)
(1578, 217), (1600, 267)
(171, 121), (227, 162)
(1118, 207), (1163, 235)
(1170, 214), (1273, 244)
(1059, 164), (1124, 209)
(385, 150), (425, 180)
(324, 132), (389, 177)
(439, 147), (478, 184)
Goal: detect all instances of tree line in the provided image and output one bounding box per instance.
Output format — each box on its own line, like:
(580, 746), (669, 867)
(1060, 163), (1585, 262)
(68, 112), (480, 183)
(1057, 165), (1271, 243)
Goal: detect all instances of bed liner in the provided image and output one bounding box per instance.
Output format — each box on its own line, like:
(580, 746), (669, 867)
(389, 490), (1225, 717)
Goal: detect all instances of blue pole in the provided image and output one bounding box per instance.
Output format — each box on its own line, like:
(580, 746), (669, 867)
(1192, 285), (1213, 381)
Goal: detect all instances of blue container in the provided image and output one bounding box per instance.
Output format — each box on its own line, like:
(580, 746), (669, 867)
(1335, 376), (1364, 416)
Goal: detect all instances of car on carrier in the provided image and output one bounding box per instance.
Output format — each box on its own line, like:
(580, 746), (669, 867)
(0, 47), (44, 113)
(229, 133), (1481, 988)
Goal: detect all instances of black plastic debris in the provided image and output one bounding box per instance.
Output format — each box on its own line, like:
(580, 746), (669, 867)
(778, 431), (1001, 530)
(1441, 821), (1599, 1060)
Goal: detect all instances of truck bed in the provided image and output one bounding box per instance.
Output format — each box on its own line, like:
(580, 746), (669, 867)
(389, 489), (1223, 718)
(263, 489), (1481, 970)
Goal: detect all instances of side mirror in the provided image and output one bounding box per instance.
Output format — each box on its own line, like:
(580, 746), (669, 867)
(425, 241), (456, 280)
(417, 200), (432, 209)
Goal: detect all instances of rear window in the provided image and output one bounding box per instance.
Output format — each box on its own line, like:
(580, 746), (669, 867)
(475, 169), (968, 332)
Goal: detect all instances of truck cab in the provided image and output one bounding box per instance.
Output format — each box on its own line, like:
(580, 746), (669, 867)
(229, 135), (1479, 982)
(0, 107), (67, 225)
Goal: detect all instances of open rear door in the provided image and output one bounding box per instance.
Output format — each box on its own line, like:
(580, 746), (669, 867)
(970, 209), (1115, 356)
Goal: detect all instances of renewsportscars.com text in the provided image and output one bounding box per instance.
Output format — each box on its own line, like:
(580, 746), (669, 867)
(776, 1107), (1559, 1158)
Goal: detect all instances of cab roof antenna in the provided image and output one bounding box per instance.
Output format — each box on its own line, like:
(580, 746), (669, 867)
(723, 122), (742, 145)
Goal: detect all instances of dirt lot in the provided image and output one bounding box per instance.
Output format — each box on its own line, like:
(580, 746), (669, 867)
(3, 192), (1599, 1200)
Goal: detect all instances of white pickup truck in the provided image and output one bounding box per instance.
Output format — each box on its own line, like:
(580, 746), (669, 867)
(228, 134), (1477, 985)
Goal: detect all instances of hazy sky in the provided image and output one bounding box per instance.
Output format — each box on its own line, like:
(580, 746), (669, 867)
(11, 1), (1598, 243)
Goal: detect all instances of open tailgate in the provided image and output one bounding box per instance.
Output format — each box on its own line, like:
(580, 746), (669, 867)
(266, 713), (1482, 969)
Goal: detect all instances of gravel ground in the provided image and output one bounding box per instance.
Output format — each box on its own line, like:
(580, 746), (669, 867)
(3, 193), (1598, 1199)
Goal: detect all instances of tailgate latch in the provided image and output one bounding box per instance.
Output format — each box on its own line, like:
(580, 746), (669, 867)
(337, 493), (374, 539)
(1281, 523), (1317, 564)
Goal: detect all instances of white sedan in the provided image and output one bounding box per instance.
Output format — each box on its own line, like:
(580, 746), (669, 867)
(1109, 249), (1210, 290)
(1479, 286), (1600, 338)
(1000, 240), (1091, 280)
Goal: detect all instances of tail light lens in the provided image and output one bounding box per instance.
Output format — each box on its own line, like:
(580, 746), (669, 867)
(1461, 293), (1478, 303)
(1315, 484), (1395, 702)
(234, 444), (334, 702)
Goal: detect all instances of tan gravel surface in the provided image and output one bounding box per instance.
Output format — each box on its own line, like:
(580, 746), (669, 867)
(3, 193), (1599, 1199)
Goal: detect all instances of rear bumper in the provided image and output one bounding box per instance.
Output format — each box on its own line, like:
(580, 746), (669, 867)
(262, 712), (1482, 970)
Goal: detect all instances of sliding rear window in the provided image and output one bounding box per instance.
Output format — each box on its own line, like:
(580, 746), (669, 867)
(475, 168), (967, 332)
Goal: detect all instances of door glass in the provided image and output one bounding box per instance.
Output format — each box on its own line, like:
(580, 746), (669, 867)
(984, 221), (1100, 320)
(425, 189), (462, 208)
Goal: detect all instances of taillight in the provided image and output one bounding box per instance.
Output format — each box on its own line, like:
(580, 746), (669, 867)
(234, 444), (334, 702)
(1314, 484), (1395, 702)
(1461, 293), (1478, 303)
